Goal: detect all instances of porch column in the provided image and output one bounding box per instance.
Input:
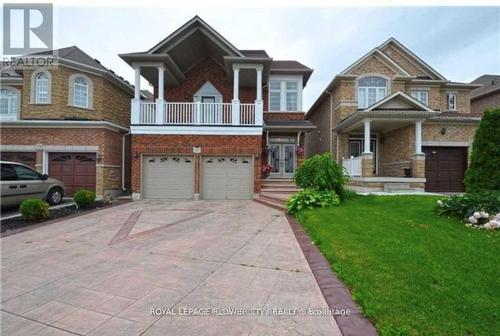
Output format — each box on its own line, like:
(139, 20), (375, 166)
(156, 66), (165, 125)
(415, 120), (423, 154)
(131, 66), (141, 125)
(363, 119), (371, 153)
(255, 66), (263, 126)
(232, 67), (240, 125)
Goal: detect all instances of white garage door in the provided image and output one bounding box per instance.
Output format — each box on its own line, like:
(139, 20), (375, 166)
(142, 155), (194, 199)
(202, 156), (253, 200)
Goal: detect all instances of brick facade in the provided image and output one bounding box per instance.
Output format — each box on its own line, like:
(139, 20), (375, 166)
(471, 91), (500, 116)
(131, 134), (262, 197)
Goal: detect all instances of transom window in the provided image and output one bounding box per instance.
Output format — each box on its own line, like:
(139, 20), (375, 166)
(0, 88), (19, 120)
(268, 79), (301, 111)
(35, 72), (49, 103)
(73, 77), (89, 108)
(357, 76), (387, 108)
(410, 90), (429, 105)
(447, 93), (457, 111)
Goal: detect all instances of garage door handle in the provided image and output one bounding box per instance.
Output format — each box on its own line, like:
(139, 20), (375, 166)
(9, 185), (17, 189)
(19, 185), (27, 188)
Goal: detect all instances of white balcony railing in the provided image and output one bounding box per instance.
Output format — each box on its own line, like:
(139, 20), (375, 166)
(343, 156), (362, 177)
(132, 100), (261, 126)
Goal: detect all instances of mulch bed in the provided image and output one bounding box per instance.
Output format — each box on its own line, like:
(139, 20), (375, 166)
(1, 200), (130, 237)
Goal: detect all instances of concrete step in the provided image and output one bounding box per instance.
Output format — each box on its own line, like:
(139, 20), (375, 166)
(254, 196), (287, 212)
(263, 179), (295, 184)
(260, 188), (302, 193)
(260, 192), (293, 202)
(262, 184), (299, 189)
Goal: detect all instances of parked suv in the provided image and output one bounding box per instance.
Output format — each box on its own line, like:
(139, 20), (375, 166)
(1, 161), (65, 207)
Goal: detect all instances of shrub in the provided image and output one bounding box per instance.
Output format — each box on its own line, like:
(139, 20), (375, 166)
(20, 198), (49, 221)
(294, 153), (349, 199)
(286, 189), (340, 215)
(73, 189), (96, 209)
(436, 191), (500, 219)
(464, 108), (500, 192)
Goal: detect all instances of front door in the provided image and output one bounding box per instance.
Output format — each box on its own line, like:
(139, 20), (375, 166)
(269, 144), (295, 178)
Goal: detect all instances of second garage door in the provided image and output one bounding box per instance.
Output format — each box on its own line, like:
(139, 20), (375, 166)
(0, 152), (37, 169)
(142, 155), (194, 199)
(202, 156), (253, 200)
(49, 153), (96, 196)
(423, 147), (467, 192)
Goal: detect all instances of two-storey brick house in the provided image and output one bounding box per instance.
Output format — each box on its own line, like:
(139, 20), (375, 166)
(0, 46), (137, 198)
(119, 16), (314, 200)
(306, 38), (481, 193)
(470, 75), (500, 115)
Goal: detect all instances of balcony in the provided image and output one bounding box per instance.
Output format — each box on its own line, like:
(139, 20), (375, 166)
(132, 100), (262, 126)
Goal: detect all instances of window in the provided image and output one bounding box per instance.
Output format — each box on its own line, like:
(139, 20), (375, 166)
(12, 164), (41, 180)
(269, 80), (281, 111)
(0, 88), (19, 119)
(410, 90), (429, 105)
(1, 164), (17, 181)
(447, 93), (457, 111)
(73, 77), (89, 108)
(357, 76), (387, 108)
(35, 72), (50, 103)
(268, 78), (301, 111)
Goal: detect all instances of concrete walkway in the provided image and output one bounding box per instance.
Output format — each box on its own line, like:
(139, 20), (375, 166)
(1, 200), (341, 335)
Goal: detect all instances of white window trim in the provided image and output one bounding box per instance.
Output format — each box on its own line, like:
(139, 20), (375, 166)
(410, 89), (429, 106)
(0, 86), (21, 121)
(193, 81), (222, 103)
(355, 73), (391, 109)
(267, 75), (303, 112)
(68, 73), (94, 109)
(447, 92), (457, 111)
(30, 69), (52, 104)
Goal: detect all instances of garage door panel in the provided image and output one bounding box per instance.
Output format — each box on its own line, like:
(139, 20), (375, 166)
(142, 155), (194, 199)
(423, 147), (466, 192)
(202, 156), (253, 200)
(49, 153), (96, 196)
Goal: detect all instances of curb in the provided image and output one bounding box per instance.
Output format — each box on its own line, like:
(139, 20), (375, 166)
(286, 214), (378, 336)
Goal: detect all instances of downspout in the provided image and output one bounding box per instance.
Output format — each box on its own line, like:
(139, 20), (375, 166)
(325, 89), (334, 158)
(122, 131), (130, 191)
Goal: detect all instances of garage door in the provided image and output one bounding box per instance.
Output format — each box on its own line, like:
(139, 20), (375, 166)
(423, 147), (467, 192)
(1, 152), (36, 169)
(49, 153), (96, 196)
(142, 155), (194, 199)
(202, 156), (253, 200)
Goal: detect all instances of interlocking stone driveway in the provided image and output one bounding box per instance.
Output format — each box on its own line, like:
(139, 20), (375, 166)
(1, 200), (342, 335)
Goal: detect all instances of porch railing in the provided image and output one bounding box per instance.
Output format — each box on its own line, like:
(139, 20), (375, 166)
(134, 100), (261, 126)
(343, 156), (362, 177)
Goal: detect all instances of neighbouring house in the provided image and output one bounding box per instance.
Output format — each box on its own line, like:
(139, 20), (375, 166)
(306, 38), (482, 193)
(470, 74), (500, 115)
(0, 46), (138, 198)
(119, 16), (314, 200)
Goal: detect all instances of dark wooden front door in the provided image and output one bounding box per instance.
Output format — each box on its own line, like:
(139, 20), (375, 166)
(49, 153), (96, 196)
(423, 147), (467, 192)
(0, 152), (37, 169)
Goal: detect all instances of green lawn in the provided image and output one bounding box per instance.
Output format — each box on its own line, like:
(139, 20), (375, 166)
(296, 195), (500, 336)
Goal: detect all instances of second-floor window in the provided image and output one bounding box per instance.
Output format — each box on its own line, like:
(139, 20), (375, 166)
(269, 79), (300, 111)
(0, 88), (20, 120)
(35, 72), (49, 103)
(357, 76), (387, 108)
(73, 77), (89, 108)
(447, 93), (457, 111)
(410, 90), (429, 105)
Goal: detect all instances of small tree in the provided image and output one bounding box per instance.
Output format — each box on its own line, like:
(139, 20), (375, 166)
(294, 152), (349, 199)
(464, 108), (500, 192)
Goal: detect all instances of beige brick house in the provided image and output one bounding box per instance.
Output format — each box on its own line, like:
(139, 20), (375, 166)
(0, 47), (139, 198)
(470, 74), (500, 115)
(306, 38), (482, 193)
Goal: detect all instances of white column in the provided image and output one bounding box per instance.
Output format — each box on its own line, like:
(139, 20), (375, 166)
(131, 66), (141, 124)
(415, 120), (423, 154)
(232, 67), (240, 125)
(254, 67), (263, 126)
(156, 67), (165, 125)
(256, 67), (262, 101)
(363, 119), (371, 153)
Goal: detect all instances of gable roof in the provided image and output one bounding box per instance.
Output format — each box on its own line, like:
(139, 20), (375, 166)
(379, 38), (447, 80)
(340, 48), (411, 77)
(470, 74), (500, 99)
(147, 16), (243, 57)
(363, 90), (436, 113)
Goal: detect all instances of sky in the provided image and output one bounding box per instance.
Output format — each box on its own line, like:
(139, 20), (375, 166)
(36, 6), (500, 109)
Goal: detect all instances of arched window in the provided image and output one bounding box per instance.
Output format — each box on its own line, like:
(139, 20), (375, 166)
(0, 88), (20, 120)
(357, 76), (388, 108)
(68, 74), (93, 109)
(35, 72), (50, 103)
(73, 77), (89, 108)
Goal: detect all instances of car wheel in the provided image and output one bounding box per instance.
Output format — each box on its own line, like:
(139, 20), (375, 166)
(47, 187), (63, 205)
